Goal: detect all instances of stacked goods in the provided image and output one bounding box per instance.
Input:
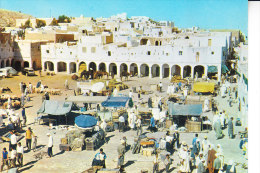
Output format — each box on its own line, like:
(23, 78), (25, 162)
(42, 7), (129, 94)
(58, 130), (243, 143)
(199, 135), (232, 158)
(170, 75), (188, 83)
(85, 129), (105, 151)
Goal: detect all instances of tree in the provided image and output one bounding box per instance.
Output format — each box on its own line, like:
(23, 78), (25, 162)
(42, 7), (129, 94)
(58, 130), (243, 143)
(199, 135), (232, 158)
(20, 19), (31, 29)
(58, 15), (71, 23)
(36, 19), (46, 28)
(49, 18), (59, 26)
(128, 98), (134, 108)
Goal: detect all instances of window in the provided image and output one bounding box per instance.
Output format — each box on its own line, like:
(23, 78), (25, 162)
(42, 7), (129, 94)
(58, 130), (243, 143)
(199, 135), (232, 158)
(166, 53), (169, 56)
(108, 51), (111, 56)
(91, 47), (96, 53)
(82, 47), (86, 53)
(70, 52), (72, 55)
(211, 51), (214, 55)
(46, 50), (49, 53)
(179, 51), (183, 55)
(208, 39), (212, 46)
(196, 52), (199, 62)
(147, 51), (151, 55)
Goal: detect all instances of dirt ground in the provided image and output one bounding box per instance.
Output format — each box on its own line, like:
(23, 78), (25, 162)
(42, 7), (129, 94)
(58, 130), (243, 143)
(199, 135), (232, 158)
(0, 72), (247, 173)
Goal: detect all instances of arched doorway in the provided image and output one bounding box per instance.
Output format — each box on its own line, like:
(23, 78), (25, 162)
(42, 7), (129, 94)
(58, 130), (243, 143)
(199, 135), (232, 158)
(130, 63), (138, 76)
(183, 65), (191, 78)
(151, 64), (160, 77)
(23, 61), (29, 68)
(140, 64), (149, 77)
(162, 64), (170, 78)
(89, 62), (97, 71)
(14, 61), (22, 71)
(6, 60), (10, 67)
(11, 59), (14, 67)
(78, 62), (87, 74)
(57, 62), (67, 72)
(69, 62), (76, 73)
(98, 63), (106, 72)
(44, 61), (54, 71)
(194, 65), (205, 78)
(155, 41), (159, 46)
(1, 61), (4, 68)
(109, 63), (117, 75)
(171, 65), (181, 77)
(120, 63), (128, 75)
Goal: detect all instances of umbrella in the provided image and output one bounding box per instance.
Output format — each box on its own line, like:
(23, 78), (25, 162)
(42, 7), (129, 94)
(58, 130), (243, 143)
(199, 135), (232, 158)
(75, 114), (97, 128)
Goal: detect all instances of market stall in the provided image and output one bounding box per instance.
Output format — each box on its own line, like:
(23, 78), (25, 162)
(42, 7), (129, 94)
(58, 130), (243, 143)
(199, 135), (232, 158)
(168, 103), (203, 132)
(193, 82), (215, 94)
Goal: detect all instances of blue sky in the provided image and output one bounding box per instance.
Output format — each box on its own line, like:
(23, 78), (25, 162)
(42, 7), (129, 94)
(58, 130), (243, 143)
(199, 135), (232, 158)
(0, 0), (248, 36)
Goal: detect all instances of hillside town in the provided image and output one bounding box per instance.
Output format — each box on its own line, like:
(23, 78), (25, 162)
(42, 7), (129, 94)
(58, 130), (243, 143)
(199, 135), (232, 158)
(0, 11), (248, 173)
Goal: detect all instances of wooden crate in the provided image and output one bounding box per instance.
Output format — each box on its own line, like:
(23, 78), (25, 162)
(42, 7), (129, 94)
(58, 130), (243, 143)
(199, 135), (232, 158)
(86, 141), (95, 151)
(59, 144), (70, 151)
(186, 121), (201, 132)
(61, 138), (68, 144)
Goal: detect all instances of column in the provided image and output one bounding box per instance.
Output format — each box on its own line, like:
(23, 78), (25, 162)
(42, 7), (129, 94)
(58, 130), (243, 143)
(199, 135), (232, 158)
(169, 66), (172, 80)
(66, 62), (70, 74)
(204, 65), (208, 79)
(54, 62), (58, 73)
(117, 65), (120, 78)
(137, 65), (141, 77)
(149, 67), (152, 78)
(180, 66), (184, 79)
(191, 66), (194, 79)
(106, 63), (110, 73)
(160, 65), (163, 79)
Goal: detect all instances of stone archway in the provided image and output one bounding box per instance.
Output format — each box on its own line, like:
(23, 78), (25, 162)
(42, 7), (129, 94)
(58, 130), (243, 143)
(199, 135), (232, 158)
(183, 65), (191, 78)
(14, 61), (22, 71)
(89, 62), (97, 71)
(44, 61), (54, 71)
(57, 62), (67, 72)
(120, 63), (128, 75)
(69, 62), (76, 73)
(78, 62), (87, 74)
(6, 60), (10, 67)
(140, 64), (149, 77)
(109, 63), (117, 75)
(162, 64), (170, 78)
(98, 63), (106, 72)
(171, 65), (181, 77)
(23, 61), (29, 68)
(194, 65), (205, 78)
(1, 61), (4, 68)
(130, 63), (138, 76)
(151, 64), (160, 77)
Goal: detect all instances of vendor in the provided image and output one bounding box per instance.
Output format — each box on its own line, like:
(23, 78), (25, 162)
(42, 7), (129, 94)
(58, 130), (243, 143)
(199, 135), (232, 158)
(92, 148), (107, 168)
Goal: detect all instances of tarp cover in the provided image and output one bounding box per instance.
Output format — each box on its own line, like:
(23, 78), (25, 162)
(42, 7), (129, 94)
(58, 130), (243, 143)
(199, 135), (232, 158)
(101, 96), (129, 107)
(75, 114), (97, 128)
(207, 66), (218, 73)
(168, 103), (202, 116)
(193, 82), (215, 93)
(37, 100), (73, 115)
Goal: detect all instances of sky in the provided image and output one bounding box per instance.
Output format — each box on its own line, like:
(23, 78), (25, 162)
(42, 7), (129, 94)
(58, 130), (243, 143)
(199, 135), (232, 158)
(0, 0), (248, 36)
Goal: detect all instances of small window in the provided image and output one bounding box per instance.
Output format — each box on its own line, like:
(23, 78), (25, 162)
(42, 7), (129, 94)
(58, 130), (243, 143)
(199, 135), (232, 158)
(166, 53), (169, 56)
(46, 50), (49, 53)
(108, 51), (111, 56)
(179, 51), (183, 55)
(211, 51), (214, 55)
(60, 51), (62, 53)
(91, 47), (96, 53)
(147, 51), (151, 55)
(82, 47), (86, 53)
(70, 52), (72, 55)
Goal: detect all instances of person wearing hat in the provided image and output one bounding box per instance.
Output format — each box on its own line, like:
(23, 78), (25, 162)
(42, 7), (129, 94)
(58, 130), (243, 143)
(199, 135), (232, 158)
(25, 127), (35, 151)
(117, 139), (126, 169)
(228, 117), (234, 139)
(173, 130), (180, 149)
(202, 136), (210, 157)
(46, 133), (53, 158)
(197, 157), (206, 173)
(10, 131), (17, 151)
(179, 146), (190, 173)
(213, 153), (221, 173)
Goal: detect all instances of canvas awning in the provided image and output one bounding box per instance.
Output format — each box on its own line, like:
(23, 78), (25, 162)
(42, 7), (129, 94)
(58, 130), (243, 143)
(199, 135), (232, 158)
(207, 66), (218, 73)
(168, 103), (202, 116)
(37, 100), (73, 115)
(101, 96), (129, 107)
(66, 96), (108, 104)
(221, 65), (229, 73)
(193, 82), (215, 93)
(75, 114), (97, 128)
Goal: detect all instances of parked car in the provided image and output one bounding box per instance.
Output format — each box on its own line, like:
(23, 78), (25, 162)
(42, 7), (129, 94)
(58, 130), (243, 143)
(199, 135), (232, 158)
(22, 68), (35, 76)
(0, 69), (10, 78)
(2, 67), (18, 76)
